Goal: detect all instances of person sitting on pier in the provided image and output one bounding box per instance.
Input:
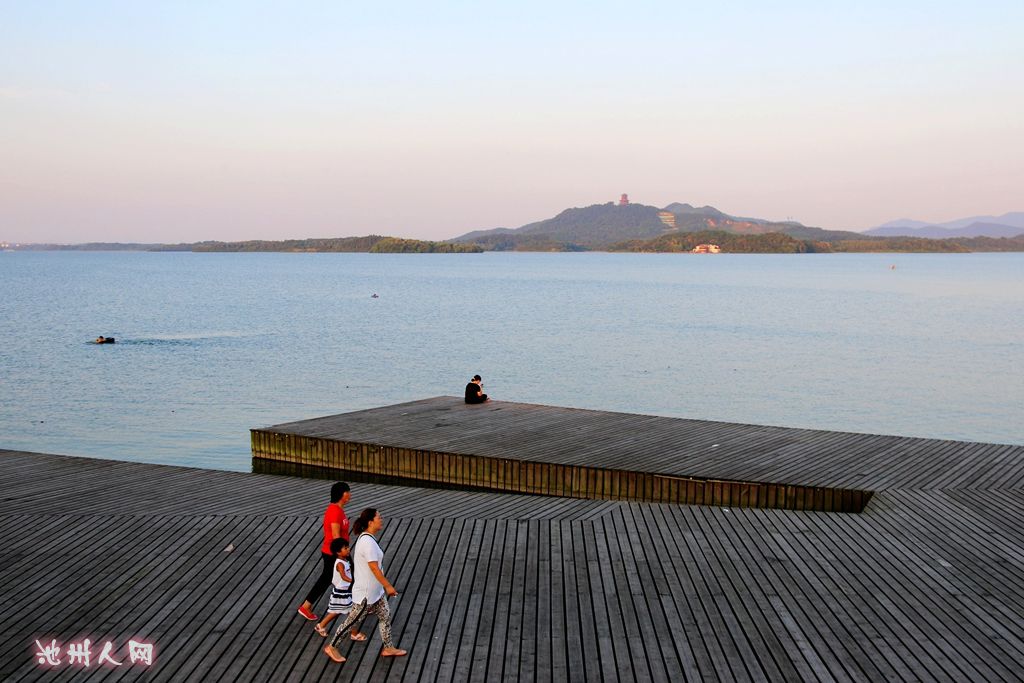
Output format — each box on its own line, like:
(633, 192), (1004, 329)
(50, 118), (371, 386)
(464, 374), (488, 404)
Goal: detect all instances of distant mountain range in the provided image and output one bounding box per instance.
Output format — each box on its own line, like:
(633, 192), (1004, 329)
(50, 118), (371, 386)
(864, 212), (1024, 238)
(452, 201), (870, 250)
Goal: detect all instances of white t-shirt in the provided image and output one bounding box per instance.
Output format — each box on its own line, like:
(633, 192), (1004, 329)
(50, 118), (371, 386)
(331, 558), (352, 590)
(350, 534), (385, 605)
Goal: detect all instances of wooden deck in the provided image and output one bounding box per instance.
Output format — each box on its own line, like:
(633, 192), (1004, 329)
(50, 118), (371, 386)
(2, 447), (1024, 681)
(252, 397), (1024, 512)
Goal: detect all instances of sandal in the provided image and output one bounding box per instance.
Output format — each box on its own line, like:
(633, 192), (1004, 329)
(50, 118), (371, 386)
(350, 631), (367, 641)
(314, 624), (328, 637)
(323, 646), (345, 663)
(381, 647), (407, 657)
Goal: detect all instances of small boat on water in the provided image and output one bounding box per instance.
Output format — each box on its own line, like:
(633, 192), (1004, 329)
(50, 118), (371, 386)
(95, 336), (116, 344)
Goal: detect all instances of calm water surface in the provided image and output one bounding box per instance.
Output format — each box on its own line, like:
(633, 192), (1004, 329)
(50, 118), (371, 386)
(1, 251), (1022, 471)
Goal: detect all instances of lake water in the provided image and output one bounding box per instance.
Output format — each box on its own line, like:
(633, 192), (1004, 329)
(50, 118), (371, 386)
(1, 251), (1022, 472)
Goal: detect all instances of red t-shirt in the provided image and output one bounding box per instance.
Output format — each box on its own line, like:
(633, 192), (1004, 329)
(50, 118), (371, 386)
(320, 504), (350, 554)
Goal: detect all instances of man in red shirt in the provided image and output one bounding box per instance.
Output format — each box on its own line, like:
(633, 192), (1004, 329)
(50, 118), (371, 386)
(297, 482), (351, 620)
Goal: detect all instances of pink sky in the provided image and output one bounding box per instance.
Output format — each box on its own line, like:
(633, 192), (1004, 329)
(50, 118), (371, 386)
(2, 2), (1021, 243)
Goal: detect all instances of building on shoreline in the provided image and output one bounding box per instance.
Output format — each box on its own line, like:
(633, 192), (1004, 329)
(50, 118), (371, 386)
(691, 243), (721, 253)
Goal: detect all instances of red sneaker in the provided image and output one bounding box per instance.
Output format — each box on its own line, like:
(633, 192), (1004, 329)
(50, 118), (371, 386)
(297, 605), (317, 621)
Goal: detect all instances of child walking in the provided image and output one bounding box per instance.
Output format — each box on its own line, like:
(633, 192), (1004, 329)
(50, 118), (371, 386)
(314, 538), (366, 641)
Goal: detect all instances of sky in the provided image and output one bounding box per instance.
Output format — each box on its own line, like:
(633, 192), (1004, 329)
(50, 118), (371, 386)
(1, 1), (1022, 243)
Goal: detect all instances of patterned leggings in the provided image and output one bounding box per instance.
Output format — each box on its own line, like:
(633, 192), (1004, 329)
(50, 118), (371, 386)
(329, 597), (393, 649)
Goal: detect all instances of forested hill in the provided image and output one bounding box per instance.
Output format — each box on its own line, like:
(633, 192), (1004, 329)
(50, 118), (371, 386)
(453, 203), (667, 250)
(452, 201), (868, 250)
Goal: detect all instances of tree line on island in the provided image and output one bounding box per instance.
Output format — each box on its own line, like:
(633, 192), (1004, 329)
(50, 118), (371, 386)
(608, 231), (1024, 254)
(154, 235), (483, 253)
(17, 236), (483, 253)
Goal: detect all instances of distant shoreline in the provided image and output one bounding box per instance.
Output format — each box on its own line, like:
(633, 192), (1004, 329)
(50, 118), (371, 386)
(5, 235), (483, 254)
(7, 201), (1023, 254)
(7, 233), (1024, 255)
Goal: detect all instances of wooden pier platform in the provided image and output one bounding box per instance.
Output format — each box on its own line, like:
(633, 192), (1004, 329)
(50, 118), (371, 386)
(252, 397), (1024, 513)
(2, 446), (1024, 682)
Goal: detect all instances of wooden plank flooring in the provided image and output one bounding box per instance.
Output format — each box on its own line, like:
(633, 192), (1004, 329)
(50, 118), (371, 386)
(2, 447), (1024, 681)
(255, 397), (1024, 491)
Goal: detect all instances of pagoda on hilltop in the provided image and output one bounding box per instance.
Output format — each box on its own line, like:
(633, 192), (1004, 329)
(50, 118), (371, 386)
(619, 193), (629, 206)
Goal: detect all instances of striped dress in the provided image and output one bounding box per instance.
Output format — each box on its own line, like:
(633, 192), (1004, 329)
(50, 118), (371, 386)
(326, 558), (353, 614)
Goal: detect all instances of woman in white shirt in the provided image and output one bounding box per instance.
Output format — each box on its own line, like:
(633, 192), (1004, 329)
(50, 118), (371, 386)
(324, 507), (407, 663)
